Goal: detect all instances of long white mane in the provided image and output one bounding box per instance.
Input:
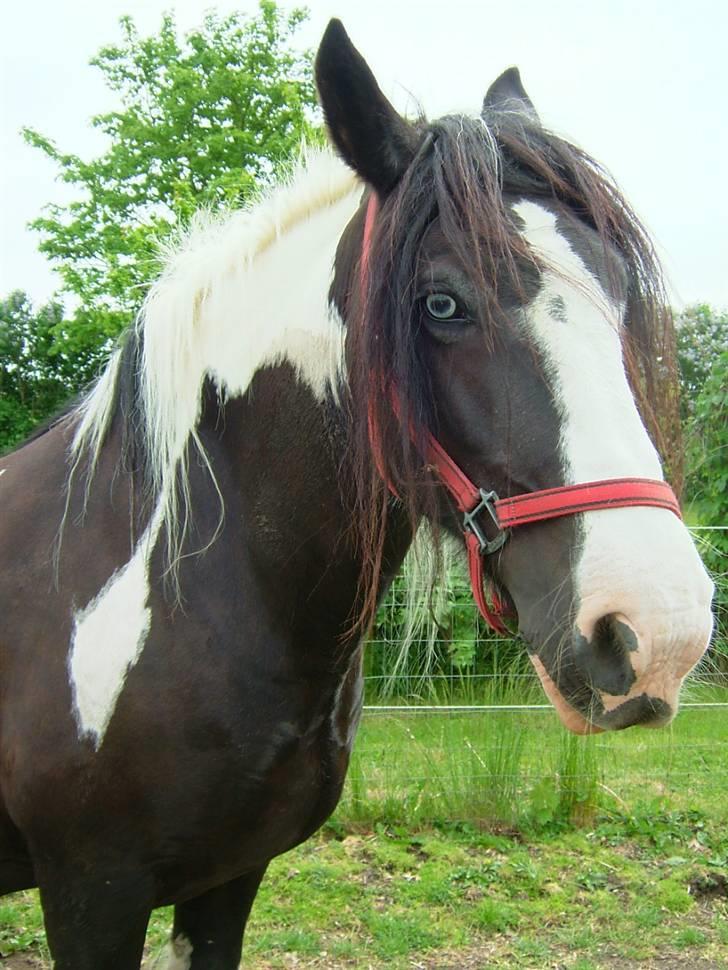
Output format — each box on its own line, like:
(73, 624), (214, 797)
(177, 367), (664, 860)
(68, 148), (360, 575)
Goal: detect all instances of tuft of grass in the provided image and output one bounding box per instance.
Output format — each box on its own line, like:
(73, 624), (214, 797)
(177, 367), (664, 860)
(471, 897), (519, 932)
(253, 927), (321, 955)
(361, 910), (440, 958)
(675, 927), (709, 947)
(337, 678), (728, 830)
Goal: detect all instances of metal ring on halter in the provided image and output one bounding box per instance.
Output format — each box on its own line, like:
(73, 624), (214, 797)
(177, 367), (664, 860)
(462, 489), (509, 555)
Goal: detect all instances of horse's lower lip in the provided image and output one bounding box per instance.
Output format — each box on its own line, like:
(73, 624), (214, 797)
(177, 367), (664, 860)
(529, 655), (603, 735)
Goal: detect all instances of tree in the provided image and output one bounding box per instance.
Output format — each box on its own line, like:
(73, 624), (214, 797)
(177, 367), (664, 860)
(0, 291), (86, 450)
(23, 1), (319, 360)
(675, 305), (728, 659)
(676, 304), (728, 513)
(675, 303), (728, 421)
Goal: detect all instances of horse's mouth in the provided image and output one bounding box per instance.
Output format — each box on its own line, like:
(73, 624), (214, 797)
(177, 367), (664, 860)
(529, 655), (603, 735)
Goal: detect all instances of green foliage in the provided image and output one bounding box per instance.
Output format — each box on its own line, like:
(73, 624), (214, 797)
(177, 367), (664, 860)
(686, 348), (728, 527)
(5, 802), (728, 967)
(368, 566), (525, 701)
(23, 1), (319, 356)
(0, 291), (89, 451)
(679, 309), (728, 650)
(675, 303), (728, 420)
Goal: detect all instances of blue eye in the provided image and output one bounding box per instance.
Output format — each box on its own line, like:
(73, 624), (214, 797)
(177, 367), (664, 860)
(425, 293), (459, 320)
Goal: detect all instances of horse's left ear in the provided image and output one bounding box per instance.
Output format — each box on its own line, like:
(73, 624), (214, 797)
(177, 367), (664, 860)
(315, 19), (417, 194)
(482, 67), (540, 122)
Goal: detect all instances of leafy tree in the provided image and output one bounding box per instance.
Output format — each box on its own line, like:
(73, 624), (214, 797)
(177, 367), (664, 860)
(675, 303), (728, 421)
(687, 349), (728, 517)
(684, 346), (728, 653)
(673, 303), (728, 657)
(0, 291), (87, 450)
(677, 304), (728, 520)
(23, 1), (319, 358)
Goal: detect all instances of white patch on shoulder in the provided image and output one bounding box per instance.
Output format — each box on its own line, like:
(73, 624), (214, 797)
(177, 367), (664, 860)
(0, 468), (6, 477)
(68, 502), (164, 748)
(160, 933), (193, 970)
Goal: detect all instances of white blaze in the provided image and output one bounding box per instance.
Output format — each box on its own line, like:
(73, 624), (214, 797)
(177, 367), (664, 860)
(515, 200), (713, 713)
(68, 502), (164, 747)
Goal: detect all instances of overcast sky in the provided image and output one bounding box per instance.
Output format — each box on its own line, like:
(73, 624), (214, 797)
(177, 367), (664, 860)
(2, 0), (726, 310)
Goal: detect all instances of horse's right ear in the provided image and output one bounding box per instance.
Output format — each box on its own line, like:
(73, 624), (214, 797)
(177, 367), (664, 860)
(315, 20), (416, 194)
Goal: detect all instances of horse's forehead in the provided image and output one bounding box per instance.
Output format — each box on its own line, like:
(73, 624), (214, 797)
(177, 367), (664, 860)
(417, 211), (543, 309)
(417, 196), (618, 285)
(511, 196), (628, 305)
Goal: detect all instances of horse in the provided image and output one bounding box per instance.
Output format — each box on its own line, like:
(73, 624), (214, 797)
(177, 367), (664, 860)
(0, 18), (714, 969)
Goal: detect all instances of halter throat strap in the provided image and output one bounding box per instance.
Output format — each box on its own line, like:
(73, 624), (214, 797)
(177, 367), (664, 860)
(360, 193), (681, 634)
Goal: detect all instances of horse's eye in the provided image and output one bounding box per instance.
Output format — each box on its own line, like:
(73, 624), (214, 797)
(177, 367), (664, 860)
(425, 293), (460, 321)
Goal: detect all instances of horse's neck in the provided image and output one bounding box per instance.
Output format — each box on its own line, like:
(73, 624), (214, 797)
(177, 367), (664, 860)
(192, 356), (409, 660)
(171, 187), (409, 653)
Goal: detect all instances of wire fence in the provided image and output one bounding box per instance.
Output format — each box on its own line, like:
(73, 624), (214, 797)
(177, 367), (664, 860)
(340, 526), (728, 823)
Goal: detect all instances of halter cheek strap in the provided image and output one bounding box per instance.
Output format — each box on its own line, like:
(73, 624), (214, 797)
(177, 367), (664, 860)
(360, 194), (681, 634)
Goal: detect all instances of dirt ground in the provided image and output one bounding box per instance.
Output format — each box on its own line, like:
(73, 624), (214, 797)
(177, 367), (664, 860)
(2, 951), (727, 969)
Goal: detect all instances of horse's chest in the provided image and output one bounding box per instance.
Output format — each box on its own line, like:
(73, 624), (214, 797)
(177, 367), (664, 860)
(265, 650), (364, 827)
(168, 653), (365, 887)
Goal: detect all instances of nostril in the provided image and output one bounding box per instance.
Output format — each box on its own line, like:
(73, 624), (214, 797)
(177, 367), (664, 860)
(573, 612), (639, 697)
(593, 613), (635, 655)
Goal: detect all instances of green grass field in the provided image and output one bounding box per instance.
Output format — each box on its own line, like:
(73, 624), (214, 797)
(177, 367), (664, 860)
(2, 674), (726, 969)
(340, 692), (728, 829)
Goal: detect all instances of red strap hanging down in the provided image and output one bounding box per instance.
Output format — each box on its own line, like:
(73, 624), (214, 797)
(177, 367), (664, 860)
(359, 194), (682, 634)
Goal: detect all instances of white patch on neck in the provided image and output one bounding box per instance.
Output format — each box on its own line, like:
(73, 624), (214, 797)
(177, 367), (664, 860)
(68, 502), (164, 748)
(516, 200), (713, 700)
(135, 150), (358, 487)
(161, 934), (193, 970)
(199, 186), (355, 403)
(70, 151), (359, 580)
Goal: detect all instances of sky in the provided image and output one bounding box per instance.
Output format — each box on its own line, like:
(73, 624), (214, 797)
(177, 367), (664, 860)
(2, 0), (727, 311)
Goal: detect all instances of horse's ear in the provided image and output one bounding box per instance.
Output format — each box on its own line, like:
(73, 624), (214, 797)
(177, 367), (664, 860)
(315, 19), (416, 194)
(482, 67), (540, 122)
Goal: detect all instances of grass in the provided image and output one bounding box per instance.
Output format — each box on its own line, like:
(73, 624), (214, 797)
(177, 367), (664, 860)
(6, 804), (726, 968)
(1, 675), (726, 968)
(336, 676), (728, 829)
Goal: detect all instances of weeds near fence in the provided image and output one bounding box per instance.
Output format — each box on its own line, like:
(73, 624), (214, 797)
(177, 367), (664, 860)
(337, 702), (728, 830)
(350, 527), (728, 830)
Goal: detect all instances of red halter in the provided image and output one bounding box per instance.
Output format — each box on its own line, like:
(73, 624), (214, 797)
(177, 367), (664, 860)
(360, 194), (681, 634)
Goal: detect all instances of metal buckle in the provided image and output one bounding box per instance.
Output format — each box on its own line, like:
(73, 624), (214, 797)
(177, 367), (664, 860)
(462, 489), (509, 555)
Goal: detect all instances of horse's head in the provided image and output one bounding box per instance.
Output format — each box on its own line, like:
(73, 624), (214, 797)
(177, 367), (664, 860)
(316, 21), (714, 733)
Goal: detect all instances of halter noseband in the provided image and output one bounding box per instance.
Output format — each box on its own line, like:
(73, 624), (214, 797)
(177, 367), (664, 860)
(360, 194), (681, 634)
